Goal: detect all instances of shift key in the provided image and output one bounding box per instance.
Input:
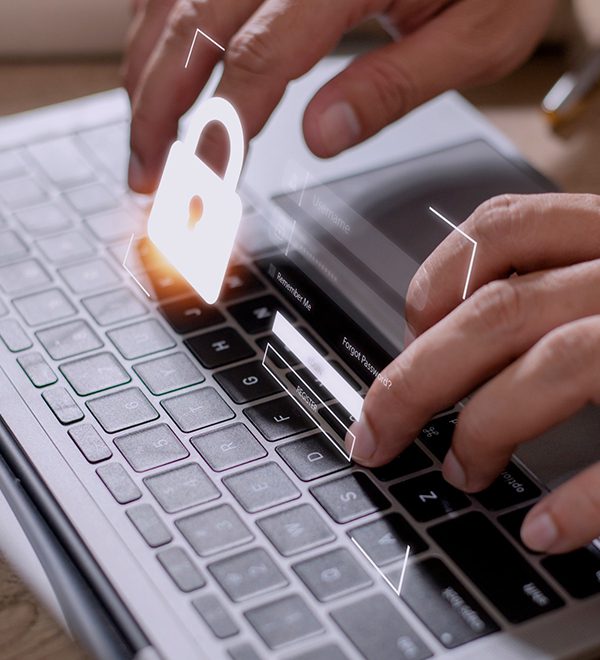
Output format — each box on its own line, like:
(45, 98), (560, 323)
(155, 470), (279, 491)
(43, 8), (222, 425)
(429, 512), (563, 624)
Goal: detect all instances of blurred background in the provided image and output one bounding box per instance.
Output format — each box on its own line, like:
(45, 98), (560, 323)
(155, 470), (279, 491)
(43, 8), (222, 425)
(0, 1), (599, 659)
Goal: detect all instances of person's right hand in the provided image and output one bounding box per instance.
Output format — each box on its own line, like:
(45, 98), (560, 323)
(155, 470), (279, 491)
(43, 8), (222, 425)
(124, 0), (557, 193)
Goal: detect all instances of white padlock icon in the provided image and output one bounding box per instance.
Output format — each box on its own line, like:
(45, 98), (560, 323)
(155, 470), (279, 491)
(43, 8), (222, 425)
(147, 96), (245, 304)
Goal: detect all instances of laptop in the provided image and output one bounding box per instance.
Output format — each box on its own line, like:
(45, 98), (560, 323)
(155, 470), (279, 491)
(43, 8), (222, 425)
(1, 57), (599, 660)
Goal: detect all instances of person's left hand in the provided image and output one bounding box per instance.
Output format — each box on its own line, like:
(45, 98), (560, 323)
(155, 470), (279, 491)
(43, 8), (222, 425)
(348, 192), (600, 554)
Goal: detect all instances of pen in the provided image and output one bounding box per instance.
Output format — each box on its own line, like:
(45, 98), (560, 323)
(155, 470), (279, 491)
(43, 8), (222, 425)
(542, 50), (600, 125)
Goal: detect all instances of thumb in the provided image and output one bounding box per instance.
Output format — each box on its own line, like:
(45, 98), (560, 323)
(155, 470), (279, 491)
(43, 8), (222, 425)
(303, 2), (548, 158)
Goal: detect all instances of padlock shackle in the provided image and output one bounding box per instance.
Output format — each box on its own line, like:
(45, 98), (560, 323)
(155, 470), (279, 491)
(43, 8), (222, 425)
(183, 96), (245, 189)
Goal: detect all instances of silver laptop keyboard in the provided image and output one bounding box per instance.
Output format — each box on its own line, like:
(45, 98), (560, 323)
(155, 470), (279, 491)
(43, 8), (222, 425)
(1, 120), (600, 660)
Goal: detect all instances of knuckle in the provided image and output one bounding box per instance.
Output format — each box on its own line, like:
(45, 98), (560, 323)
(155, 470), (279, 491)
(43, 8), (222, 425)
(536, 323), (598, 382)
(467, 280), (525, 335)
(469, 194), (525, 243)
(225, 28), (276, 78)
(166, 0), (210, 46)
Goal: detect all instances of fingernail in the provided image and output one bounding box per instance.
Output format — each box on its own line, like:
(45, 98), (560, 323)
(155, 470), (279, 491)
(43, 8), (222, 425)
(317, 102), (361, 156)
(128, 151), (146, 192)
(410, 273), (430, 311)
(346, 417), (376, 463)
(443, 449), (467, 490)
(522, 511), (558, 552)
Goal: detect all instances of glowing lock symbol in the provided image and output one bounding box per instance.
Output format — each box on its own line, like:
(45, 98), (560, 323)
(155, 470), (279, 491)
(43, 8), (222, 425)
(147, 97), (245, 304)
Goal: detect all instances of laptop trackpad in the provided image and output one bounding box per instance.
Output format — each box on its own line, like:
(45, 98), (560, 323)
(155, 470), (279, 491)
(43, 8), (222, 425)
(516, 405), (600, 491)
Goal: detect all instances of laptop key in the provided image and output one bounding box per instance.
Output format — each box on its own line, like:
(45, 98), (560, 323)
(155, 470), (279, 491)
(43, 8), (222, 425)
(114, 424), (188, 472)
(161, 387), (234, 433)
(42, 387), (84, 424)
(244, 594), (323, 650)
(14, 201), (73, 236)
(348, 513), (428, 567)
(0, 148), (26, 180)
(64, 182), (118, 216)
(0, 259), (52, 294)
(0, 177), (46, 210)
(288, 644), (349, 660)
(83, 288), (147, 326)
(60, 352), (130, 396)
(223, 462), (300, 513)
(474, 462), (541, 512)
(208, 547), (288, 602)
(497, 505), (539, 553)
(96, 463), (141, 504)
(37, 319), (103, 360)
(126, 503), (172, 548)
(256, 334), (301, 369)
(542, 547), (600, 599)
(220, 265), (265, 301)
(419, 413), (458, 461)
(244, 397), (316, 442)
(294, 548), (372, 602)
(68, 424), (112, 463)
(157, 547), (205, 592)
(85, 207), (140, 244)
(59, 259), (121, 294)
(429, 512), (564, 623)
(371, 444), (433, 482)
(276, 434), (349, 481)
(36, 231), (95, 264)
(133, 352), (204, 395)
(193, 594), (239, 639)
(390, 471), (470, 523)
(18, 351), (57, 387)
(186, 327), (255, 369)
(214, 360), (283, 404)
(160, 296), (225, 334)
(191, 423), (266, 472)
(176, 504), (253, 557)
(228, 643), (262, 660)
(0, 319), (32, 352)
(331, 593), (432, 660)
(400, 557), (499, 649)
(257, 503), (335, 557)
(87, 387), (158, 433)
(145, 463), (220, 513)
(108, 319), (175, 360)
(0, 230), (28, 264)
(28, 136), (95, 189)
(311, 472), (389, 524)
(228, 295), (294, 335)
(14, 288), (76, 327)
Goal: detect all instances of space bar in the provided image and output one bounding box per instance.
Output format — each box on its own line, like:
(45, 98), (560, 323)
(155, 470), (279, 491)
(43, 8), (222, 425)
(428, 512), (564, 623)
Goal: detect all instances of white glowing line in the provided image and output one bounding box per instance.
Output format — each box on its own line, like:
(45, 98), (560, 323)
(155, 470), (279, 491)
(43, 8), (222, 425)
(285, 221), (296, 257)
(185, 28), (225, 68)
(428, 206), (478, 300)
(122, 234), (151, 299)
(351, 538), (411, 597)
(261, 342), (355, 462)
(272, 312), (363, 421)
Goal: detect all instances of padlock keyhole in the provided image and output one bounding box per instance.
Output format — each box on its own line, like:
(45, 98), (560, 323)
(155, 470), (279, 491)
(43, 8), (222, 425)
(188, 195), (204, 230)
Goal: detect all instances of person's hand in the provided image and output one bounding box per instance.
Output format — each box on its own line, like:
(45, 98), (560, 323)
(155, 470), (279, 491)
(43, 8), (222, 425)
(350, 193), (600, 554)
(124, 0), (556, 193)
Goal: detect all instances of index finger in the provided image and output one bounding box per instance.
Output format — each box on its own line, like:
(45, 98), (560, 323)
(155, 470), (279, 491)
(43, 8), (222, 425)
(129, 0), (261, 192)
(405, 194), (600, 338)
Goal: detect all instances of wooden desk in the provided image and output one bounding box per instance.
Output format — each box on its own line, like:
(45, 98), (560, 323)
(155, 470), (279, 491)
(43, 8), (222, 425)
(0, 50), (599, 660)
